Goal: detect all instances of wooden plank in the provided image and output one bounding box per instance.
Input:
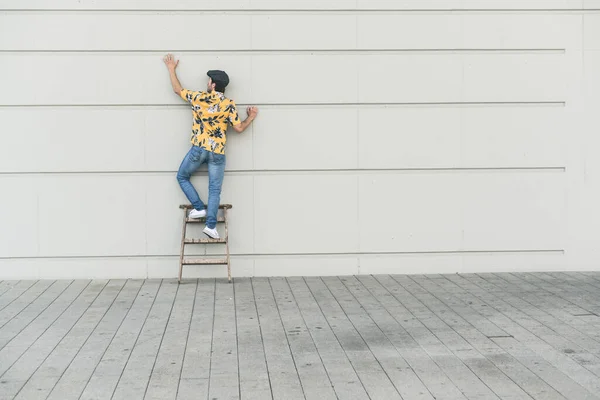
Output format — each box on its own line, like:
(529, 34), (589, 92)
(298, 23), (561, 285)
(182, 258), (227, 265)
(145, 280), (196, 400)
(12, 280), (125, 400)
(0, 281), (38, 332)
(207, 279), (239, 400)
(178, 204), (188, 283)
(322, 276), (434, 400)
(550, 273), (600, 331)
(233, 278), (271, 400)
(521, 273), (600, 316)
(7, 274), (600, 400)
(111, 280), (178, 400)
(270, 277), (337, 400)
(376, 275), (501, 399)
(508, 273), (599, 319)
(347, 275), (466, 399)
(223, 207), (231, 282)
(407, 275), (540, 400)
(180, 204), (232, 210)
(178, 279), (215, 399)
(78, 280), (161, 400)
(184, 238), (227, 244)
(0, 280), (88, 399)
(351, 275), (468, 400)
(487, 273), (600, 362)
(474, 273), (600, 379)
(0, 281), (53, 326)
(576, 272), (600, 288)
(0, 281), (72, 349)
(0, 280), (101, 399)
(426, 274), (567, 400)
(45, 279), (144, 400)
(0, 281), (18, 298)
(448, 274), (600, 400)
(252, 277), (304, 400)
(303, 276), (403, 400)
(185, 217), (226, 223)
(286, 277), (370, 400)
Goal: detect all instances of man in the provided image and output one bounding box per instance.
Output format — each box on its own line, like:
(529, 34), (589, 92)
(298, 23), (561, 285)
(163, 53), (258, 239)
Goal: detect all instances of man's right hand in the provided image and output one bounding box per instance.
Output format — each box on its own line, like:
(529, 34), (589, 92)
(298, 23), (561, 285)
(247, 106), (259, 119)
(232, 107), (259, 133)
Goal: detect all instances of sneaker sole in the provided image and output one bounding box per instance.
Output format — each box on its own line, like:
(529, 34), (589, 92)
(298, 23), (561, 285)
(203, 231), (220, 240)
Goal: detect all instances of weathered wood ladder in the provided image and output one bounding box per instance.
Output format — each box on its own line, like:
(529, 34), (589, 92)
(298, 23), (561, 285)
(178, 204), (233, 283)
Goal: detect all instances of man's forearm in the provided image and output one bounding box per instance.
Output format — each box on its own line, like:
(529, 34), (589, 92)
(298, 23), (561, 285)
(235, 116), (255, 133)
(168, 68), (183, 93)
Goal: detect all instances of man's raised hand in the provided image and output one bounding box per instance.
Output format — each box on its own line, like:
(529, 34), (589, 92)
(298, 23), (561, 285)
(163, 53), (179, 70)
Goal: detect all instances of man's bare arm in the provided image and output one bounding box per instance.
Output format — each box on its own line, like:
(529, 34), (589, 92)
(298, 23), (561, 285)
(232, 107), (259, 133)
(163, 53), (183, 94)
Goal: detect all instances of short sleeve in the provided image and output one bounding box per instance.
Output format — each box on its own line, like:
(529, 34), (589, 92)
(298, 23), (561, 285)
(228, 101), (241, 126)
(179, 88), (205, 106)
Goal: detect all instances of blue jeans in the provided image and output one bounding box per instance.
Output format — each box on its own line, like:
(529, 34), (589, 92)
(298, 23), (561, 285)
(176, 146), (226, 229)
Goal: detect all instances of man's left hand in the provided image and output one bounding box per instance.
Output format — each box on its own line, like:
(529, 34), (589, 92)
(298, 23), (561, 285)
(163, 53), (179, 71)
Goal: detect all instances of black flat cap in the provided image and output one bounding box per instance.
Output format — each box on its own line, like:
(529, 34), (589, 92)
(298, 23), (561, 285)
(207, 70), (230, 88)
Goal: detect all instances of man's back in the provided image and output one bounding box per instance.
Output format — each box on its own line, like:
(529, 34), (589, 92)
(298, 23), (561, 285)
(179, 88), (240, 154)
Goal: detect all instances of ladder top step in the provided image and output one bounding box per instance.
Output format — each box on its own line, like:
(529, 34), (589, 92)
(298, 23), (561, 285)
(180, 204), (232, 210)
(182, 258), (228, 265)
(184, 237), (227, 244)
(185, 217), (225, 223)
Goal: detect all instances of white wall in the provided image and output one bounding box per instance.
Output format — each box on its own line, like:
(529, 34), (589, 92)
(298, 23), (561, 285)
(0, 0), (598, 279)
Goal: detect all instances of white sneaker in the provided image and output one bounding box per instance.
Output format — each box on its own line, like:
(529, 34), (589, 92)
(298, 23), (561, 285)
(203, 226), (220, 239)
(189, 209), (206, 219)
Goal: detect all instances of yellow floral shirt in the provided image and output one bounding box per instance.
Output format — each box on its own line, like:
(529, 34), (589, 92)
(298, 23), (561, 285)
(179, 88), (240, 154)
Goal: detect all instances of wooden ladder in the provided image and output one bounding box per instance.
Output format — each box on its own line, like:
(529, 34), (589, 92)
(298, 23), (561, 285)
(178, 204), (233, 283)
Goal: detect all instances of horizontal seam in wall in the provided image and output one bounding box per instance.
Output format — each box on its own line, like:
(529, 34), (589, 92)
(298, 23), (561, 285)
(0, 250), (565, 260)
(0, 101), (567, 109)
(1, 9), (599, 13)
(0, 49), (566, 54)
(0, 167), (567, 176)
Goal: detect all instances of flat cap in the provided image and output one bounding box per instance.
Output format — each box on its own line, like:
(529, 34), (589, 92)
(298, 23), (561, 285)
(207, 70), (230, 88)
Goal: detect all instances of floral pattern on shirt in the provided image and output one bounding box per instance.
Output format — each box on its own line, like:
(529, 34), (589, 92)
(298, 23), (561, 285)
(179, 88), (240, 154)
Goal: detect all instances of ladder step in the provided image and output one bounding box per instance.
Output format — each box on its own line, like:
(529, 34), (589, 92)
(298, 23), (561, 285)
(182, 258), (228, 265)
(180, 204), (232, 210)
(184, 237), (227, 244)
(185, 217), (226, 223)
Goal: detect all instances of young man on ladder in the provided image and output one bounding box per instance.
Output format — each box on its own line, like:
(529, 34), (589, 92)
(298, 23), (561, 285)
(163, 53), (258, 239)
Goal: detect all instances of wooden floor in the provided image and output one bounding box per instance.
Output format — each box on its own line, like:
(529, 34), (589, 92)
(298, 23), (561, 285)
(1, 273), (600, 399)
